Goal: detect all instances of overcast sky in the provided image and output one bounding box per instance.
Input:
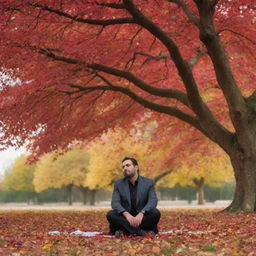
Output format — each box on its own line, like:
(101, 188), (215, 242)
(0, 147), (25, 175)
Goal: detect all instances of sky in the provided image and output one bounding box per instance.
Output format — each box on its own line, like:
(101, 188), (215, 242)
(0, 147), (25, 175)
(1, 73), (24, 175)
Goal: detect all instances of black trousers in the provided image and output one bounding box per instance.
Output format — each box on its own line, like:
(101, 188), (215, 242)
(106, 209), (161, 235)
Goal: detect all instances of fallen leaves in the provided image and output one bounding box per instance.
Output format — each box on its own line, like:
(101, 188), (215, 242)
(0, 209), (255, 255)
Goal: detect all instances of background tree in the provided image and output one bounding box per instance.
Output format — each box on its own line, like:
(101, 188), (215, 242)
(146, 119), (236, 205)
(159, 153), (234, 205)
(0, 1), (255, 211)
(34, 149), (89, 205)
(2, 155), (36, 204)
(86, 127), (172, 192)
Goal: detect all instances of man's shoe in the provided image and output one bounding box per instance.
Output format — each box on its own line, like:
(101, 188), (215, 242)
(146, 230), (156, 235)
(138, 229), (156, 236)
(114, 230), (124, 238)
(138, 229), (147, 236)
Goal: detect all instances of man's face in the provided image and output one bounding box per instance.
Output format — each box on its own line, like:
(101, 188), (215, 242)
(122, 159), (138, 178)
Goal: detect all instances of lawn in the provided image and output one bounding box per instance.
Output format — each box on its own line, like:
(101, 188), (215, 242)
(0, 209), (255, 255)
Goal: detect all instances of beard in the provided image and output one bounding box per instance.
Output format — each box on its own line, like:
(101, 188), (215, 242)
(124, 171), (135, 178)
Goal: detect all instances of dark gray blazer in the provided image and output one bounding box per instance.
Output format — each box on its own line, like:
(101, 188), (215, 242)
(111, 176), (158, 214)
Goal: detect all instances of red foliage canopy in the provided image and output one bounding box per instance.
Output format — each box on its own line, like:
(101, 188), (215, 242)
(0, 0), (255, 159)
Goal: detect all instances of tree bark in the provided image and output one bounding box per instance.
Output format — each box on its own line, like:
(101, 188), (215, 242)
(79, 186), (89, 205)
(66, 184), (73, 206)
(225, 148), (256, 212)
(90, 189), (97, 206)
(33, 192), (38, 205)
(193, 177), (205, 205)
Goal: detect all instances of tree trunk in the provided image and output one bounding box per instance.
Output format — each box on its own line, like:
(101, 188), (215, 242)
(33, 192), (38, 205)
(90, 189), (97, 206)
(79, 186), (89, 205)
(226, 150), (256, 212)
(66, 184), (73, 206)
(193, 177), (205, 205)
(159, 188), (164, 200)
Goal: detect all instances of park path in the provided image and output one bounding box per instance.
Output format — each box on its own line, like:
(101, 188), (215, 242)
(0, 200), (230, 210)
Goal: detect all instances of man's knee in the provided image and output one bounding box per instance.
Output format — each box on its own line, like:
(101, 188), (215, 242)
(150, 208), (161, 217)
(106, 210), (122, 221)
(106, 210), (116, 222)
(148, 208), (161, 221)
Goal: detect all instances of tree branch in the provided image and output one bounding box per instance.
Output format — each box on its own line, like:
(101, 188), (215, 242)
(166, 0), (200, 27)
(89, 63), (191, 107)
(30, 3), (135, 26)
(95, 3), (125, 9)
(31, 46), (233, 151)
(193, 177), (204, 186)
(30, 1), (227, 147)
(188, 48), (208, 67)
(218, 29), (256, 46)
(133, 51), (169, 61)
(64, 83), (207, 134)
(195, 1), (248, 146)
(32, 46), (191, 108)
(122, 0), (233, 150)
(154, 170), (173, 184)
(125, 51), (168, 70)
(211, 0), (220, 8)
(129, 49), (206, 69)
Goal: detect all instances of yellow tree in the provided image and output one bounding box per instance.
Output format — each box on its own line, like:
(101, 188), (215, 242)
(158, 151), (234, 205)
(2, 155), (36, 203)
(34, 148), (89, 205)
(139, 116), (236, 205)
(86, 121), (234, 206)
(85, 128), (172, 192)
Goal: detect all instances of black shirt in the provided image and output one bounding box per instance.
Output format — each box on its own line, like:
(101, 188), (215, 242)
(128, 178), (138, 216)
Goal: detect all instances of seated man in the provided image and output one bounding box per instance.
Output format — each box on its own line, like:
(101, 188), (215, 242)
(106, 157), (161, 237)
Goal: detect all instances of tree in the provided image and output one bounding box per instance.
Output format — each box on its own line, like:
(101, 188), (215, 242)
(85, 127), (172, 191)
(34, 149), (89, 205)
(2, 155), (37, 203)
(0, 1), (255, 211)
(159, 152), (234, 205)
(144, 121), (235, 205)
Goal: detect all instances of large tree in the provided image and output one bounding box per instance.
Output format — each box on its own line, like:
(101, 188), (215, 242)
(0, 1), (255, 211)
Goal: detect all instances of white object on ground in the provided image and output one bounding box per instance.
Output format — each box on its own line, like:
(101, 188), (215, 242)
(48, 231), (61, 235)
(49, 229), (207, 237)
(70, 230), (102, 237)
(159, 230), (206, 235)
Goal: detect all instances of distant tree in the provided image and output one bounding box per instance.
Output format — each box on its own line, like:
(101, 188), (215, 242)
(86, 127), (173, 189)
(159, 153), (234, 205)
(34, 149), (89, 205)
(2, 155), (36, 204)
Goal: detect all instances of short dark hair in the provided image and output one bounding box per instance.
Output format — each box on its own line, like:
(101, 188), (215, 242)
(122, 157), (138, 166)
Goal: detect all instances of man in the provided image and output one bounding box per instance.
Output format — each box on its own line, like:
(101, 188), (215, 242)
(106, 157), (161, 237)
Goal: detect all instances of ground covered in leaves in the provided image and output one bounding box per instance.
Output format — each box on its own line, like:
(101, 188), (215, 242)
(0, 209), (255, 255)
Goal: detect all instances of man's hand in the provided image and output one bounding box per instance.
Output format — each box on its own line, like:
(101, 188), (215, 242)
(133, 212), (144, 227)
(122, 211), (136, 226)
(122, 211), (144, 227)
